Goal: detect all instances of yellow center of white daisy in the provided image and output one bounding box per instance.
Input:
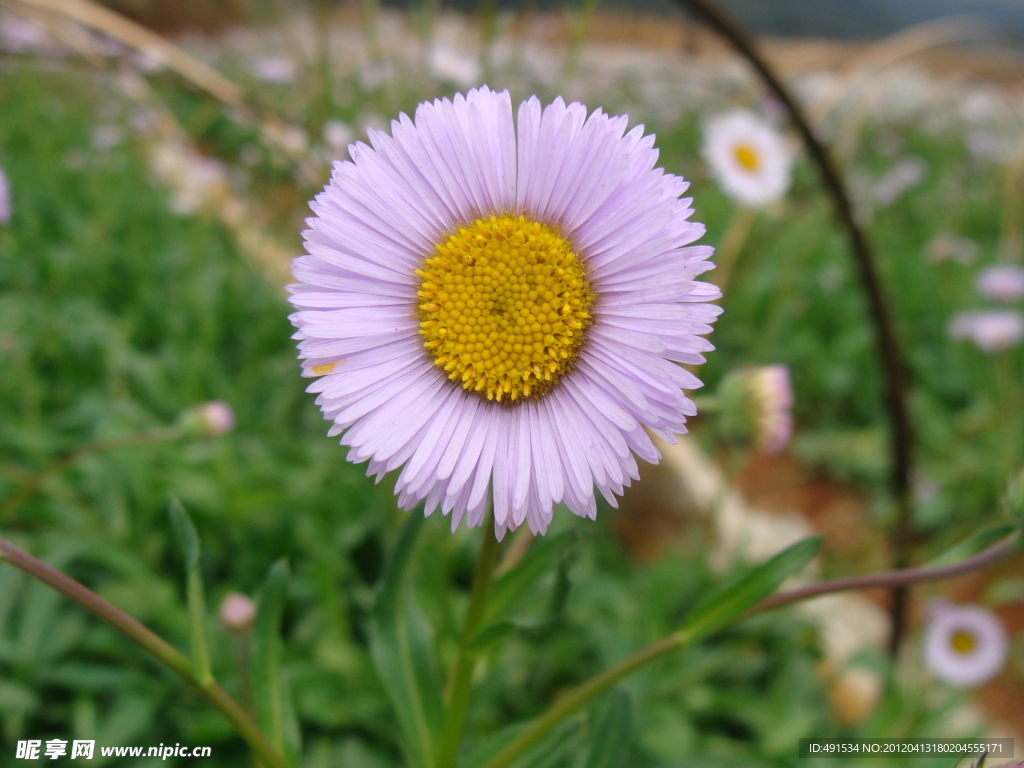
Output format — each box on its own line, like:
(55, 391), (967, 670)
(949, 629), (977, 655)
(734, 143), (761, 172)
(416, 214), (595, 402)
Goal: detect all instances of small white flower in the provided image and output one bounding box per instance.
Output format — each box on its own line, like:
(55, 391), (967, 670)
(91, 124), (124, 150)
(976, 264), (1024, 304)
(701, 110), (792, 208)
(429, 44), (481, 88)
(923, 601), (1008, 689)
(925, 234), (978, 265)
(872, 157), (926, 208)
(0, 166), (10, 224)
(949, 310), (1024, 353)
(322, 120), (354, 155)
(251, 55), (297, 84)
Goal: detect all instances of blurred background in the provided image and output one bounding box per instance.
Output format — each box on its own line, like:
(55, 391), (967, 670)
(1, 0), (1023, 765)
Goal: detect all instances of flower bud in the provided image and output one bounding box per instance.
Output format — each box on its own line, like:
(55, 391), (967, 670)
(180, 400), (235, 438)
(219, 592), (256, 633)
(717, 365), (793, 454)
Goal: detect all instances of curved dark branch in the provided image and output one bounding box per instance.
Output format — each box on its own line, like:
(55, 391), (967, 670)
(673, 0), (916, 651)
(755, 533), (1020, 614)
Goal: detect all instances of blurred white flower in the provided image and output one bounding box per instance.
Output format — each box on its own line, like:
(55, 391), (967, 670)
(91, 124), (124, 150)
(925, 233), (978, 265)
(702, 110), (792, 208)
(219, 592), (256, 632)
(949, 309), (1024, 353)
(872, 156), (925, 208)
(0, 166), (10, 224)
(429, 44), (480, 88)
(322, 119), (354, 155)
(965, 129), (1016, 163)
(923, 601), (1008, 689)
(251, 55), (297, 84)
(149, 141), (229, 216)
(0, 12), (48, 53)
(976, 264), (1024, 304)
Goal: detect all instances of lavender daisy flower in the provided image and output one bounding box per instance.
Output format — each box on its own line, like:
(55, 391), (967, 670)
(976, 264), (1024, 304)
(288, 87), (720, 537)
(0, 166), (10, 224)
(923, 601), (1008, 689)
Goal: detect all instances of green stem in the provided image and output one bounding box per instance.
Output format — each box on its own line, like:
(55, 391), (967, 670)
(711, 204), (757, 294)
(480, 532), (1020, 768)
(437, 506), (502, 768)
(482, 632), (690, 768)
(0, 536), (292, 768)
(2, 425), (183, 520)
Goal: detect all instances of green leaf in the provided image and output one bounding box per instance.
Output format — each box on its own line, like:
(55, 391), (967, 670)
(929, 524), (1018, 567)
(168, 498), (200, 568)
(486, 531), (576, 623)
(680, 536), (822, 642)
(470, 540), (575, 653)
(584, 691), (632, 768)
(368, 512), (443, 768)
(252, 558), (290, 757)
(168, 499), (212, 686)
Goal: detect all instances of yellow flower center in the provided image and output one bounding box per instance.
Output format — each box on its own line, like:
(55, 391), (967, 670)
(416, 214), (595, 402)
(734, 143), (761, 172)
(949, 629), (977, 655)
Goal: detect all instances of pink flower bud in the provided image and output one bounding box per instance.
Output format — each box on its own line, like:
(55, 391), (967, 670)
(219, 592), (256, 632)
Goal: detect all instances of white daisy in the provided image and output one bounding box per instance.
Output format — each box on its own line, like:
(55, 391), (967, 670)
(288, 87), (720, 537)
(0, 166), (9, 224)
(923, 601), (1008, 689)
(976, 264), (1024, 304)
(949, 310), (1024, 353)
(701, 110), (792, 208)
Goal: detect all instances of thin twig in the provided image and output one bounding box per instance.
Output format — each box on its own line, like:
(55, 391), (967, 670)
(672, 0), (915, 653)
(0, 536), (292, 768)
(753, 532), (1020, 614)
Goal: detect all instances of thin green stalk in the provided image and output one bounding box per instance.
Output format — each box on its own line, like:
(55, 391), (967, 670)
(480, 533), (1020, 768)
(437, 506), (502, 768)
(0, 536), (292, 768)
(479, 0), (499, 82)
(2, 425), (183, 520)
(712, 205), (757, 294)
(482, 632), (690, 768)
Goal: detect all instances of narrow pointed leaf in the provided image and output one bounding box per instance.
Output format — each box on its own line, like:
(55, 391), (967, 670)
(584, 691), (632, 768)
(251, 558), (290, 755)
(168, 499), (211, 686)
(929, 524), (1018, 567)
(368, 512), (443, 768)
(487, 531), (576, 623)
(680, 536), (822, 641)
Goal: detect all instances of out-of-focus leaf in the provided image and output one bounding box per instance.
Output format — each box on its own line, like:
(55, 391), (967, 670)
(929, 523), (1019, 567)
(168, 498), (211, 686)
(583, 690), (632, 768)
(680, 537), (822, 641)
(252, 558), (290, 757)
(460, 717), (584, 768)
(486, 531), (576, 622)
(368, 512), (442, 768)
(470, 539), (574, 652)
